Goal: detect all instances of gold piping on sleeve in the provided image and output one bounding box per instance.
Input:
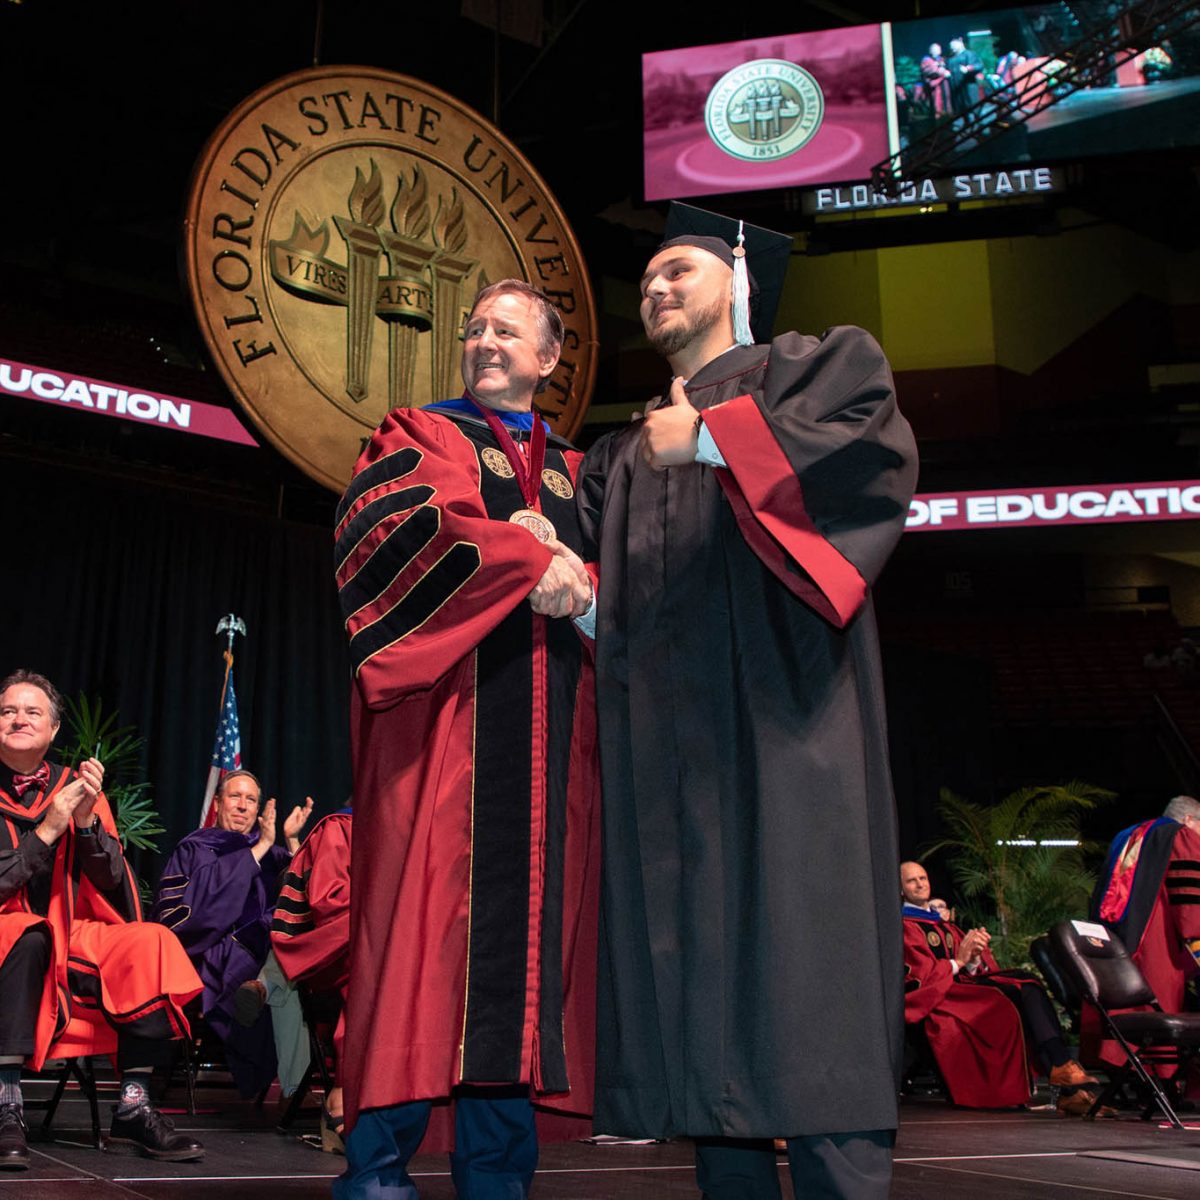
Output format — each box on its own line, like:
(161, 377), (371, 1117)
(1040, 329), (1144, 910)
(351, 541), (482, 670)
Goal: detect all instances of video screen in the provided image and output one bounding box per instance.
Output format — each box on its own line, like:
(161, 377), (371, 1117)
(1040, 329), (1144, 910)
(643, 5), (1200, 200)
(891, 3), (1200, 167)
(642, 25), (891, 201)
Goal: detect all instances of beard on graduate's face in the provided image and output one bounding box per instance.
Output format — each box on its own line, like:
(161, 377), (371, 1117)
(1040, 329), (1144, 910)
(646, 293), (728, 358)
(639, 246), (733, 358)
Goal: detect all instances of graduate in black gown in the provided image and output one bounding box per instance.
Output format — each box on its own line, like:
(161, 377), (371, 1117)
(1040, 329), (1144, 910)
(946, 36), (985, 113)
(576, 206), (918, 1199)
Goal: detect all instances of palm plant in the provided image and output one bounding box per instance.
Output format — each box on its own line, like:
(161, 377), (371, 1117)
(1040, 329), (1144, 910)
(58, 693), (165, 853)
(922, 781), (1114, 967)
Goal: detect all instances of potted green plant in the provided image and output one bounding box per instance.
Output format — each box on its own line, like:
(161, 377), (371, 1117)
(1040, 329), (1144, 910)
(922, 781), (1113, 968)
(58, 694), (165, 898)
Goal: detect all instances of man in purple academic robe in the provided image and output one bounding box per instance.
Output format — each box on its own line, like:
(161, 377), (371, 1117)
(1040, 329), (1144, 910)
(154, 771), (312, 1095)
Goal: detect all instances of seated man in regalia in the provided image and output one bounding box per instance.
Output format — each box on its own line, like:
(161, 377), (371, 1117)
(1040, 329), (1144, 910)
(0, 669), (204, 1169)
(271, 804), (353, 1151)
(901, 860), (1099, 1114)
(154, 770), (312, 1097)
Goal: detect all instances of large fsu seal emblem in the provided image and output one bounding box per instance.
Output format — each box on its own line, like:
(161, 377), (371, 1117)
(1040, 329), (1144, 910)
(704, 59), (824, 163)
(184, 67), (597, 491)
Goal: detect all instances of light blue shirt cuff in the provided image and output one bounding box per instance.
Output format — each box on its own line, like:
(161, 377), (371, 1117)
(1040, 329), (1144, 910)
(695, 421), (726, 467)
(572, 591), (597, 640)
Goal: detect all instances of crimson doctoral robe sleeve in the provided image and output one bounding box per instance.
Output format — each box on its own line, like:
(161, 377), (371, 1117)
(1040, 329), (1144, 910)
(271, 813), (352, 987)
(700, 326), (917, 628)
(334, 409), (555, 708)
(1166, 826), (1200, 967)
(903, 918), (957, 1022)
(64, 789), (142, 925)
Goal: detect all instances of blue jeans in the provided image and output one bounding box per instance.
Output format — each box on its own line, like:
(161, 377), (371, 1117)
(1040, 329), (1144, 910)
(334, 1087), (537, 1200)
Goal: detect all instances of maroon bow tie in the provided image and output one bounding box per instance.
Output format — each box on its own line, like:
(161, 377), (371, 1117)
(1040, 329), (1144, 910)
(11, 763), (50, 797)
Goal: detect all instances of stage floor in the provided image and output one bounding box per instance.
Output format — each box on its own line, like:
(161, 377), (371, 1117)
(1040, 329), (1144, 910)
(10, 1086), (1200, 1197)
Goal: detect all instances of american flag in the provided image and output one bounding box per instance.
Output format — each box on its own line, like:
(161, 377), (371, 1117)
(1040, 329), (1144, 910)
(198, 669), (242, 827)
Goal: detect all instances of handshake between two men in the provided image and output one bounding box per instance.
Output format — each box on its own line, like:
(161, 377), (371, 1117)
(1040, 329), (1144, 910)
(528, 540), (592, 621)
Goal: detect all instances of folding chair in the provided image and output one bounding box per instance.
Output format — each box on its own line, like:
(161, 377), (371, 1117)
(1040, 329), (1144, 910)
(277, 986), (341, 1131)
(1030, 934), (1081, 1034)
(170, 1000), (252, 1116)
(25, 1009), (117, 1149)
(1048, 919), (1200, 1128)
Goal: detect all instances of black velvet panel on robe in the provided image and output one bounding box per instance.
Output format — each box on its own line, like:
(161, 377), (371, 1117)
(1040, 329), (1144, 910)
(445, 412), (581, 1090)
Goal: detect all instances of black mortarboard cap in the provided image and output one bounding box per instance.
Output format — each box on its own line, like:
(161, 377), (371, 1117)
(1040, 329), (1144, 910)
(660, 202), (793, 345)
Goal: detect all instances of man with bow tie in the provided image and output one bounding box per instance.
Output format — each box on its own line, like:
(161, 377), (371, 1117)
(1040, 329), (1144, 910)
(0, 669), (204, 1169)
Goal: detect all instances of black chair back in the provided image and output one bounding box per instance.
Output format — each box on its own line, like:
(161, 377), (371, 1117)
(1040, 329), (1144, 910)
(1048, 920), (1156, 1011)
(1046, 920), (1200, 1129)
(1030, 934), (1080, 1012)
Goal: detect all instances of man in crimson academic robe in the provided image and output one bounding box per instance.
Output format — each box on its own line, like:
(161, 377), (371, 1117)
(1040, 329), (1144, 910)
(0, 670), (204, 1169)
(901, 895), (1029, 1109)
(271, 806), (353, 1151)
(575, 206), (916, 1199)
(1086, 796), (1200, 1070)
(900, 861), (1097, 1113)
(333, 279), (599, 1199)
(271, 805), (352, 1013)
(154, 771), (313, 1098)
(919, 43), (952, 115)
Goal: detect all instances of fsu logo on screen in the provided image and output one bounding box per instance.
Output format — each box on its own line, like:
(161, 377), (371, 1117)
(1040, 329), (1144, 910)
(184, 67), (597, 492)
(704, 59), (825, 162)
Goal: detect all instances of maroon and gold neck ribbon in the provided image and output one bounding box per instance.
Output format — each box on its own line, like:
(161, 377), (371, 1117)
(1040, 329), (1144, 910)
(468, 397), (548, 512)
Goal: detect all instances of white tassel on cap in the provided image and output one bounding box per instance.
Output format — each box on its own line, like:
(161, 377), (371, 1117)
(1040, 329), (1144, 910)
(731, 220), (753, 346)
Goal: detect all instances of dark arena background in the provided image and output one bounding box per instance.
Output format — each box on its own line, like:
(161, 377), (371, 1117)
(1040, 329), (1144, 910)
(3, 0), (1200, 1195)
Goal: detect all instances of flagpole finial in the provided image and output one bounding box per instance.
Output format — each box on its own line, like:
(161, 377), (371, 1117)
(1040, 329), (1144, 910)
(215, 613), (247, 654)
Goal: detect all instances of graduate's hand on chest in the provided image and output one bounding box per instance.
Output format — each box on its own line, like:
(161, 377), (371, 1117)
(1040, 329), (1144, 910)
(640, 377), (700, 470)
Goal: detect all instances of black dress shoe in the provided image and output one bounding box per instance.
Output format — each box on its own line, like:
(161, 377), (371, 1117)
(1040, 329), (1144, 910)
(107, 1103), (205, 1161)
(233, 979), (268, 1028)
(0, 1104), (29, 1170)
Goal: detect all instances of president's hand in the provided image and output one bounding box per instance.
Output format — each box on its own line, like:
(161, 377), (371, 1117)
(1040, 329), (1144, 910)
(529, 540), (592, 619)
(640, 377), (700, 470)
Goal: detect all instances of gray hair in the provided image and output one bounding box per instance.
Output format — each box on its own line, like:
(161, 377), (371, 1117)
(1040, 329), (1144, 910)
(217, 769), (262, 803)
(1163, 795), (1200, 822)
(468, 279), (565, 359)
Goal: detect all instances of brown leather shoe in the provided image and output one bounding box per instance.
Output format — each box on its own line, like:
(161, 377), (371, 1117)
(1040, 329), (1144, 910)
(1057, 1089), (1095, 1116)
(1056, 1089), (1116, 1117)
(0, 1104), (29, 1171)
(1049, 1060), (1099, 1088)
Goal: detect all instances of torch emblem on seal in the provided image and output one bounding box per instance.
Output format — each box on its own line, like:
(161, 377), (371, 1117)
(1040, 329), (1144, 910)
(269, 159), (487, 410)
